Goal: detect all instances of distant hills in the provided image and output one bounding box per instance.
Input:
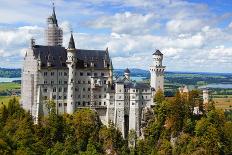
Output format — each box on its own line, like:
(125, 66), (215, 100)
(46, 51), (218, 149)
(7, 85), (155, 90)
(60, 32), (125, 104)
(0, 67), (231, 79)
(0, 68), (21, 78)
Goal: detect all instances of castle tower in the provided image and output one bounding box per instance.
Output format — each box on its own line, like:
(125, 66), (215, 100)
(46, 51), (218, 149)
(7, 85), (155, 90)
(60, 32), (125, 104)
(114, 82), (126, 138)
(124, 68), (130, 80)
(45, 4), (63, 46)
(66, 33), (76, 114)
(203, 89), (209, 105)
(149, 50), (166, 92)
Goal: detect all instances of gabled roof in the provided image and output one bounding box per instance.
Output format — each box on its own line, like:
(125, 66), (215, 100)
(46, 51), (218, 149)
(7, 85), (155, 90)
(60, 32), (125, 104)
(153, 50), (163, 55)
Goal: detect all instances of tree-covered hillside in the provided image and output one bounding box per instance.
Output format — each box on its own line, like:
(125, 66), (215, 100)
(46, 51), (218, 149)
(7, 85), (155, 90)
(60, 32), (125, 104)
(0, 92), (232, 154)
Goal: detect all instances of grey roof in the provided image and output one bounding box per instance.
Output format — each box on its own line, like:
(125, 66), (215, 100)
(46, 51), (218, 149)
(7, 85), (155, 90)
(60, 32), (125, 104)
(115, 76), (150, 89)
(52, 6), (58, 26)
(68, 33), (75, 49)
(126, 82), (150, 89)
(153, 50), (163, 55)
(124, 68), (130, 73)
(33, 45), (110, 69)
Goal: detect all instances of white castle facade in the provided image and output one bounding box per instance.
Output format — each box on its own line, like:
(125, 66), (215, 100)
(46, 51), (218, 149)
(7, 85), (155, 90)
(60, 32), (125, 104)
(21, 7), (165, 137)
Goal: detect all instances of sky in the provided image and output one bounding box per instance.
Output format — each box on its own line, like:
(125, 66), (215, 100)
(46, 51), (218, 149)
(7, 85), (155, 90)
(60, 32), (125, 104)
(0, 0), (231, 73)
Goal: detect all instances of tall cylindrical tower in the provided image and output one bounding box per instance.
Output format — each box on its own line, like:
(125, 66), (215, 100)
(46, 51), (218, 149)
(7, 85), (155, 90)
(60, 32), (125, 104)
(66, 33), (76, 114)
(149, 50), (166, 92)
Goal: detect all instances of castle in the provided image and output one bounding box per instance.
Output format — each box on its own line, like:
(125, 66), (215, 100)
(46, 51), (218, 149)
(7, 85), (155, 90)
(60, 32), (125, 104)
(21, 6), (165, 138)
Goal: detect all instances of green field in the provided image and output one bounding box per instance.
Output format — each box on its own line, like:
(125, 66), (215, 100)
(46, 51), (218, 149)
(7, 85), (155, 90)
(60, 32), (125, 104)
(0, 96), (20, 106)
(213, 97), (232, 110)
(0, 82), (20, 91)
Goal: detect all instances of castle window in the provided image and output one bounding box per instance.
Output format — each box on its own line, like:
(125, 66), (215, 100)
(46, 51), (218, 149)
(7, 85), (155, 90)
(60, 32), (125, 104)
(44, 96), (48, 100)
(133, 90), (135, 92)
(44, 88), (47, 92)
(64, 95), (67, 99)
(75, 87), (79, 91)
(53, 87), (56, 92)
(110, 96), (113, 99)
(83, 88), (86, 91)
(51, 72), (55, 76)
(104, 102), (106, 105)
(104, 94), (106, 98)
(110, 102), (113, 105)
(101, 73), (104, 76)
(58, 96), (62, 99)
(132, 102), (135, 105)
(59, 87), (62, 92)
(64, 88), (67, 92)
(104, 80), (106, 84)
(64, 103), (67, 106)
(52, 95), (56, 99)
(44, 72), (48, 76)
(83, 81), (85, 84)
(58, 103), (62, 107)
(78, 95), (81, 98)
(44, 81), (48, 84)
(78, 81), (81, 84)
(119, 96), (121, 99)
(104, 88), (107, 91)
(99, 102), (101, 105)
(88, 81), (91, 84)
(88, 88), (91, 91)
(83, 101), (86, 106)
(99, 95), (101, 98)
(78, 102), (81, 105)
(94, 73), (98, 76)
(80, 72), (83, 76)
(51, 81), (54, 84)
(64, 72), (67, 76)
(88, 95), (90, 98)
(64, 81), (67, 84)
(87, 72), (91, 76)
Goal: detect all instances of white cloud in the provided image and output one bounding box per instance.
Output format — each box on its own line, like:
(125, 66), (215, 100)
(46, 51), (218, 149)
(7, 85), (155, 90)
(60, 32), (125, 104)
(166, 19), (204, 34)
(87, 12), (160, 35)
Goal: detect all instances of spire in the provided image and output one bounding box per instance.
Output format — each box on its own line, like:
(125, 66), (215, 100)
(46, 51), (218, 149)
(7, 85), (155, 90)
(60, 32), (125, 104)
(52, 2), (58, 26)
(68, 32), (76, 49)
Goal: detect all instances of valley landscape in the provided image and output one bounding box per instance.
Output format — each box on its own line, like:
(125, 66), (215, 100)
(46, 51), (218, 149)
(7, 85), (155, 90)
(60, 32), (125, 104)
(1, 68), (232, 110)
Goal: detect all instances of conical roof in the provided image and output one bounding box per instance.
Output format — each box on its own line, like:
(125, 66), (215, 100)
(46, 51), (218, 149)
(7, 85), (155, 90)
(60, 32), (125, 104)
(124, 68), (130, 73)
(153, 50), (163, 55)
(52, 4), (58, 26)
(68, 33), (75, 49)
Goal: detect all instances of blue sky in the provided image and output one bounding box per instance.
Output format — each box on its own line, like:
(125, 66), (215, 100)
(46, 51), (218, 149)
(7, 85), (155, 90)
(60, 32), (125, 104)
(0, 0), (231, 73)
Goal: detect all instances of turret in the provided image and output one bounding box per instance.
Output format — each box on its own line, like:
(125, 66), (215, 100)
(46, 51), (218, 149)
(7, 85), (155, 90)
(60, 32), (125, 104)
(66, 33), (77, 114)
(124, 68), (130, 80)
(153, 50), (163, 66)
(203, 89), (209, 105)
(149, 50), (165, 92)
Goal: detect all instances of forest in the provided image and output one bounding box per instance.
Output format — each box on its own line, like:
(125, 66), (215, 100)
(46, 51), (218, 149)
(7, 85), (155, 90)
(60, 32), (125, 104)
(0, 90), (232, 155)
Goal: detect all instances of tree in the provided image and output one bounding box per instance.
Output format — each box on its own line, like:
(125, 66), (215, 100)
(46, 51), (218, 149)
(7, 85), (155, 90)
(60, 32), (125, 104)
(154, 88), (165, 104)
